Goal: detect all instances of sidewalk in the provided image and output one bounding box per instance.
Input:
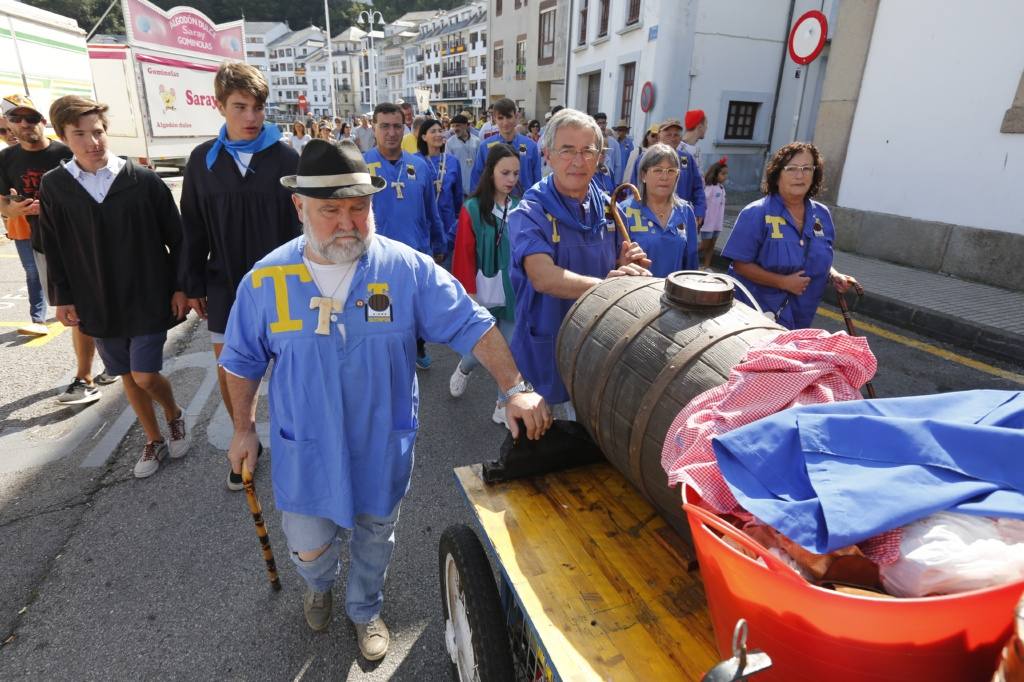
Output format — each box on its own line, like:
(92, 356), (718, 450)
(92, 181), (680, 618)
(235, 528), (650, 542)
(715, 193), (1024, 365)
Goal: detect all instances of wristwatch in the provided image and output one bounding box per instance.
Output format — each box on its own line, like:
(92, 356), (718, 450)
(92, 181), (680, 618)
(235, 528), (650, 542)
(497, 380), (535, 405)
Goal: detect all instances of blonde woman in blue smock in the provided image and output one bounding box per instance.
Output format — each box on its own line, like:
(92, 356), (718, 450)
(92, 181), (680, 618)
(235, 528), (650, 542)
(722, 142), (858, 329)
(416, 118), (463, 254)
(617, 142), (699, 277)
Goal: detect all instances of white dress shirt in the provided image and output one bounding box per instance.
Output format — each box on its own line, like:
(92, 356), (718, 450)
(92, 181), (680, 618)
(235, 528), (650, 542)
(62, 154), (126, 203)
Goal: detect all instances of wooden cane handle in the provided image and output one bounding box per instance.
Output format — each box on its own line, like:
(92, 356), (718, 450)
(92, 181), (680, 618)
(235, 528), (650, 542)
(609, 183), (641, 245)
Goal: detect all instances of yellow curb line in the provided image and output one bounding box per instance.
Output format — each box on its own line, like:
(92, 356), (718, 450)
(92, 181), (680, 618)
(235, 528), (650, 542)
(0, 320), (69, 347)
(817, 307), (1024, 386)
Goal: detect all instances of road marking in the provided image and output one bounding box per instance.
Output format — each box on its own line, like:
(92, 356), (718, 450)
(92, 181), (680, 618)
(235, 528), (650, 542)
(817, 307), (1024, 385)
(0, 320), (69, 346)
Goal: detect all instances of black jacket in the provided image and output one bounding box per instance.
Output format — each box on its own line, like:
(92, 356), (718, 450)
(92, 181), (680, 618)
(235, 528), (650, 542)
(38, 159), (183, 338)
(179, 140), (300, 334)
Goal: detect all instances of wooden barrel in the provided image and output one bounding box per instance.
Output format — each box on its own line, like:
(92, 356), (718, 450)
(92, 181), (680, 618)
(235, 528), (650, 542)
(556, 272), (783, 538)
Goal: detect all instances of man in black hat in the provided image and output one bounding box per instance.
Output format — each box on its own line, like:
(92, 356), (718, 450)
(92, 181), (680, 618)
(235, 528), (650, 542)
(218, 139), (551, 661)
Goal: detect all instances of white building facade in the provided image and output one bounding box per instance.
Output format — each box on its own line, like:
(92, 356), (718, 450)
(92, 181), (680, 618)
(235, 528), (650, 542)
(243, 21), (289, 78)
(566, 0), (835, 190)
(488, 0), (569, 120)
(267, 26), (326, 121)
(416, 2), (488, 116)
(815, 0), (1024, 291)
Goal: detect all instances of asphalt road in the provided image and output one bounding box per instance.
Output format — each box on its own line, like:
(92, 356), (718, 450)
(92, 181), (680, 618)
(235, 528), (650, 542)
(1, 234), (1021, 680)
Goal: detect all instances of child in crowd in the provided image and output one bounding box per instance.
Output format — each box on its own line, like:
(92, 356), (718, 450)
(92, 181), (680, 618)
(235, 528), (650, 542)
(701, 156), (728, 270)
(449, 143), (520, 427)
(39, 95), (190, 478)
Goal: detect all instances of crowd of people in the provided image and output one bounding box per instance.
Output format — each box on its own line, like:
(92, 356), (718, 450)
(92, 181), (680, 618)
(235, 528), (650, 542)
(0, 59), (859, 663)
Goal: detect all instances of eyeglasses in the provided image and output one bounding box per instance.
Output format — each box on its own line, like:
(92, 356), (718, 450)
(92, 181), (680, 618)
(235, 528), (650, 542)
(554, 146), (600, 162)
(782, 164), (815, 175)
(646, 167), (680, 178)
(7, 113), (42, 125)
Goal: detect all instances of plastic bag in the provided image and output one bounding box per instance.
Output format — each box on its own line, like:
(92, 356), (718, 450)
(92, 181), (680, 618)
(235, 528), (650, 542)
(879, 512), (1024, 598)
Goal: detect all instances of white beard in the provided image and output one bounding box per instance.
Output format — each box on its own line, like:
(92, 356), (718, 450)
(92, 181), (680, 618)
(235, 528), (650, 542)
(303, 206), (375, 264)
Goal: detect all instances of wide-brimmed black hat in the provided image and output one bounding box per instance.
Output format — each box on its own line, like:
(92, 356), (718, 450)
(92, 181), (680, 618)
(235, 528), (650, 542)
(280, 139), (386, 199)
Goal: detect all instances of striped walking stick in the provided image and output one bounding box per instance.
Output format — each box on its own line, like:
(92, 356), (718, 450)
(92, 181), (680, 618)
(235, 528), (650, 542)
(832, 278), (878, 399)
(242, 461), (281, 591)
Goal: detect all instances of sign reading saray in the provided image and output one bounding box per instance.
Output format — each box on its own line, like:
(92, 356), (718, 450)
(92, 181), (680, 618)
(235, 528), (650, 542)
(137, 54), (223, 137)
(122, 0), (244, 61)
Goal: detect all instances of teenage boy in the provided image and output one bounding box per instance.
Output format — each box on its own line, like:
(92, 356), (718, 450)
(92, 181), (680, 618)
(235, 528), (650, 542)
(39, 96), (190, 477)
(0, 94), (108, 403)
(469, 98), (541, 194)
(180, 62), (300, 491)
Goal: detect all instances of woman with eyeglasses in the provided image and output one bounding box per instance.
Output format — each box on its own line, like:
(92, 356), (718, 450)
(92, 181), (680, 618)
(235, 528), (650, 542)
(449, 144), (520, 424)
(722, 141), (858, 329)
(616, 143), (699, 277)
(416, 118), (464, 257)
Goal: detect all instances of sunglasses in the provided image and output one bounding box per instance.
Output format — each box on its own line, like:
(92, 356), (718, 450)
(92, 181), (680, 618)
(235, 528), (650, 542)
(7, 113), (42, 124)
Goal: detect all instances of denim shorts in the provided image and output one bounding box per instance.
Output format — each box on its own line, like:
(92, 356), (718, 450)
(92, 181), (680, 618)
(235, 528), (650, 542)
(699, 229), (721, 240)
(94, 331), (167, 376)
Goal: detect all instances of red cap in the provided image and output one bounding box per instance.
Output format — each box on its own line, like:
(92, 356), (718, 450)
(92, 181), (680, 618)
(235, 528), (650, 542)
(684, 109), (705, 130)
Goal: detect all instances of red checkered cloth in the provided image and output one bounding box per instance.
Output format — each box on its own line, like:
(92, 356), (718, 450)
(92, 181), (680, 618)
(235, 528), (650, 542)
(661, 328), (902, 565)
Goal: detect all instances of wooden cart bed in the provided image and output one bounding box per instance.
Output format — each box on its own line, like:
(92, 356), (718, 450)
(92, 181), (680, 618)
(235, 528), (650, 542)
(454, 462), (720, 681)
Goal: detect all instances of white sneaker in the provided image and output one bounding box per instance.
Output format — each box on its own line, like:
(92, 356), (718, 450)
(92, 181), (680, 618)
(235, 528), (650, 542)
(492, 404), (508, 429)
(17, 322), (48, 336)
(448, 366), (470, 397)
(134, 440), (168, 478)
(354, 616), (390, 661)
(167, 410), (190, 459)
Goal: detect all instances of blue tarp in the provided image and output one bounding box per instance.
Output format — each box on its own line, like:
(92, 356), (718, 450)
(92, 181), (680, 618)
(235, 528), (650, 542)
(712, 390), (1024, 554)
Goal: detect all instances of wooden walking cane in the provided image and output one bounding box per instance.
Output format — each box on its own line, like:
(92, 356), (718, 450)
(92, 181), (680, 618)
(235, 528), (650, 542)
(609, 183), (641, 244)
(242, 459), (282, 591)
(832, 277), (878, 399)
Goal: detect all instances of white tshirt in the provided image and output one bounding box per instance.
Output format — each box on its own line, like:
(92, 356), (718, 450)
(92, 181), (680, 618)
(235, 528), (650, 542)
(290, 135), (312, 154)
(303, 256), (358, 340)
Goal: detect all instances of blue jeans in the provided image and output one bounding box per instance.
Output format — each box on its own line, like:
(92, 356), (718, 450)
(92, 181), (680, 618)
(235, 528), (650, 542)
(281, 501), (401, 624)
(14, 239), (45, 323)
(458, 317), (515, 375)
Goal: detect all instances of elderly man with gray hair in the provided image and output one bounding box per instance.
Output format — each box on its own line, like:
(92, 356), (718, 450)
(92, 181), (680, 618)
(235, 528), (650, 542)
(508, 108), (651, 419)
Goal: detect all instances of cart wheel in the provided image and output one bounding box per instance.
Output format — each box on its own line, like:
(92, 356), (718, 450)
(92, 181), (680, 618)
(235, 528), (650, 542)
(439, 524), (514, 682)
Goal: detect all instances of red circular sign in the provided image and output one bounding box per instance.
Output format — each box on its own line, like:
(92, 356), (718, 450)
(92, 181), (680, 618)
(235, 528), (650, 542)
(297, 94), (308, 112)
(788, 10), (828, 65)
(640, 82), (655, 113)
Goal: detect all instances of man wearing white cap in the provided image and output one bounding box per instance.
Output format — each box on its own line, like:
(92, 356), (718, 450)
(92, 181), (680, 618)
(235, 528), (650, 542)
(0, 93), (106, 403)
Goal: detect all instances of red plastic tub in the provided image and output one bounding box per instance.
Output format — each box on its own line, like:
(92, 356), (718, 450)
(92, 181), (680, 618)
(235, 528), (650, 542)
(683, 489), (1024, 681)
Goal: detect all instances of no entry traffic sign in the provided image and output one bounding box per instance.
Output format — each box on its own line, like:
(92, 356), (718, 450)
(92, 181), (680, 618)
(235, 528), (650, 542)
(788, 10), (828, 65)
(640, 82), (655, 113)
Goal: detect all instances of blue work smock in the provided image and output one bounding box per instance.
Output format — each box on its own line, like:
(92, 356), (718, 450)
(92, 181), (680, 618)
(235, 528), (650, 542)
(722, 194), (836, 329)
(713, 390), (1024, 554)
(364, 149), (445, 257)
(219, 235), (494, 528)
(617, 196), (699, 277)
(421, 151), (464, 252)
(469, 133), (542, 196)
(509, 175), (618, 404)
(630, 146), (707, 218)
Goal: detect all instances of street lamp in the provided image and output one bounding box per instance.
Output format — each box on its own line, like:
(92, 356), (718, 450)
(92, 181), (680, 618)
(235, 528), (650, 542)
(323, 0), (337, 118)
(358, 9), (384, 109)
